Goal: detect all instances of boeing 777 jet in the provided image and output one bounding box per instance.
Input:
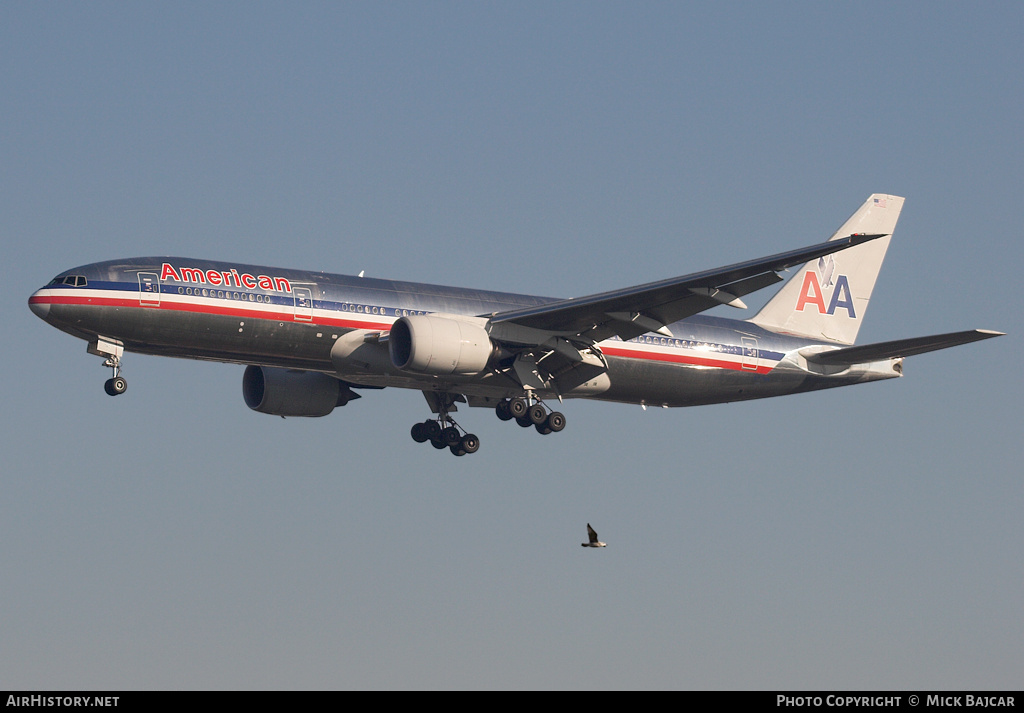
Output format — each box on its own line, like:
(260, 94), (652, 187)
(29, 195), (1002, 455)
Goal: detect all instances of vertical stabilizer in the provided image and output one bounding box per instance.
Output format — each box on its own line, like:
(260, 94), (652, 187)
(749, 194), (904, 345)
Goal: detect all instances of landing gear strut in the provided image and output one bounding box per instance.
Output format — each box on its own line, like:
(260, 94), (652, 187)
(495, 396), (566, 436)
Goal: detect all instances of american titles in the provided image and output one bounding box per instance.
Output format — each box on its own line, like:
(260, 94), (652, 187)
(160, 263), (292, 293)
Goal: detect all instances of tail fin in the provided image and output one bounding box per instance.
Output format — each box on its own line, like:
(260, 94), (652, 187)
(749, 194), (904, 345)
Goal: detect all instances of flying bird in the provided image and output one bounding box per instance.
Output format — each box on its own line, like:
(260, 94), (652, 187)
(582, 523), (607, 548)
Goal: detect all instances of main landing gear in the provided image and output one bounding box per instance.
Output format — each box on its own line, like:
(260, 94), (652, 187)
(102, 356), (127, 396)
(408, 394), (566, 456)
(495, 397), (566, 436)
(410, 417), (481, 457)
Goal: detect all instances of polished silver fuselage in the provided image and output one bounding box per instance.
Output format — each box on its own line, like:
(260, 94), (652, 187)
(29, 257), (901, 409)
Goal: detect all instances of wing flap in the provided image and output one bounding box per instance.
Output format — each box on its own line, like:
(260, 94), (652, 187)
(803, 329), (1004, 366)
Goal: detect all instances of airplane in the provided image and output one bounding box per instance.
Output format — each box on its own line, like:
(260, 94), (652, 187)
(28, 194), (1002, 456)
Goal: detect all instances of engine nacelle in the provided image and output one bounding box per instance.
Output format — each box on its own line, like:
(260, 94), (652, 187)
(389, 315), (494, 375)
(243, 365), (355, 417)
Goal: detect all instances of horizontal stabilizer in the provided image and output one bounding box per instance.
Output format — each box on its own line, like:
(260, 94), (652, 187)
(803, 329), (1004, 366)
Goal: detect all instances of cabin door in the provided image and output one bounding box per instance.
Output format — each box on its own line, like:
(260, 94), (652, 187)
(741, 336), (758, 371)
(138, 272), (160, 307)
(293, 286), (314, 322)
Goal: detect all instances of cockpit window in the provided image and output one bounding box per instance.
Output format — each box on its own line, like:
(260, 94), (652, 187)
(49, 275), (87, 287)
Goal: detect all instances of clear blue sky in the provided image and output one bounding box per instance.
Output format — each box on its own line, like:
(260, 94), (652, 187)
(2, 2), (1020, 689)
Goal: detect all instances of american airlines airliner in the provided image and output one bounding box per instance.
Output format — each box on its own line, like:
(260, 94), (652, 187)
(28, 195), (1002, 455)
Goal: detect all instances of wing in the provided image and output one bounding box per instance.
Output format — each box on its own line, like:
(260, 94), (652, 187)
(488, 233), (887, 344)
(587, 524), (599, 543)
(802, 329), (1004, 366)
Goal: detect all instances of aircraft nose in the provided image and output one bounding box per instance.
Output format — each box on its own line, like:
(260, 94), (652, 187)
(28, 291), (50, 320)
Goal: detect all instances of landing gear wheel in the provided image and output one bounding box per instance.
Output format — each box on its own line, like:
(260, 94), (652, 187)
(528, 404), (547, 425)
(495, 400), (513, 421)
(422, 420), (441, 440)
(440, 426), (462, 447)
(430, 437), (448, 450)
(459, 434), (480, 454)
(411, 422), (429, 443)
(450, 445), (467, 456)
(545, 412), (566, 432)
(535, 423), (553, 435)
(515, 415), (533, 428)
(104, 376), (127, 396)
(509, 397), (528, 418)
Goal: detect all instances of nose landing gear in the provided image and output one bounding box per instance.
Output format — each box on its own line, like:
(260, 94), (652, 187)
(89, 338), (127, 396)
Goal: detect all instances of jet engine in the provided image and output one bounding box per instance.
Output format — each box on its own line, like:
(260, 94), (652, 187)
(388, 315), (496, 375)
(243, 365), (357, 417)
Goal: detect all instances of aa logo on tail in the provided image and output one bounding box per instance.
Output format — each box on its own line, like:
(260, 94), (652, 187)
(795, 256), (856, 318)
